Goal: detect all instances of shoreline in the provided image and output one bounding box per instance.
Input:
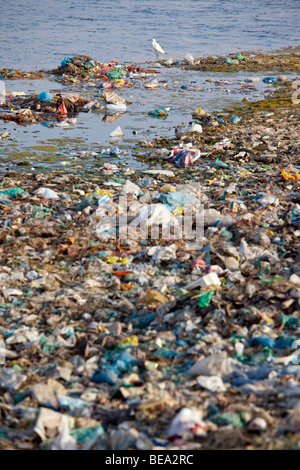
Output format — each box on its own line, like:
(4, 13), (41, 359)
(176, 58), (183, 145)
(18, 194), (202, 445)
(0, 52), (299, 450)
(1, 48), (300, 79)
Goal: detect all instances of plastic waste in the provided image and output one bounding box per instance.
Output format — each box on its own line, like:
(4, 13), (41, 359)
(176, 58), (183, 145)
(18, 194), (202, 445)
(0, 368), (26, 392)
(60, 57), (72, 68)
(277, 75), (288, 82)
(0, 187), (24, 198)
(121, 180), (141, 195)
(49, 423), (78, 450)
(214, 138), (231, 149)
(168, 408), (207, 438)
(197, 375), (226, 392)
(159, 191), (200, 207)
(142, 169), (175, 177)
(224, 58), (239, 65)
(110, 126), (124, 138)
(34, 408), (74, 442)
(138, 289), (169, 308)
(105, 70), (125, 80)
(212, 157), (229, 169)
(192, 107), (207, 118)
(245, 77), (260, 83)
(190, 123), (203, 133)
(211, 412), (243, 428)
(184, 53), (195, 64)
(148, 108), (170, 119)
(247, 417), (267, 432)
(145, 79), (159, 88)
(186, 273), (221, 291)
(198, 290), (215, 307)
(102, 90), (127, 113)
(92, 351), (138, 385)
(137, 203), (179, 228)
(263, 76), (277, 84)
(189, 352), (232, 376)
(230, 114), (242, 124)
(37, 91), (54, 103)
(35, 187), (60, 199)
(2, 55), (300, 450)
(147, 244), (177, 262)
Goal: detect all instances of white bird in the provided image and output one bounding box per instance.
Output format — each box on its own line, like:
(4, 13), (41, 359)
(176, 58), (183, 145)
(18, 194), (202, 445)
(150, 38), (165, 60)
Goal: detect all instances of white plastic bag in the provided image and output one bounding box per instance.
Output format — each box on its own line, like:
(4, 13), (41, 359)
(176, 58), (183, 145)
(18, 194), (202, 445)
(168, 408), (206, 438)
(110, 126), (124, 138)
(35, 187), (60, 200)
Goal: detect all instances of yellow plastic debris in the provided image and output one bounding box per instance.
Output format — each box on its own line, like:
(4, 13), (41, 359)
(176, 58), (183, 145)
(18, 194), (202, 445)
(107, 257), (129, 264)
(138, 289), (169, 308)
(160, 184), (176, 193)
(96, 190), (114, 197)
(280, 169), (300, 181)
(106, 257), (120, 264)
(118, 335), (139, 347)
(172, 206), (184, 216)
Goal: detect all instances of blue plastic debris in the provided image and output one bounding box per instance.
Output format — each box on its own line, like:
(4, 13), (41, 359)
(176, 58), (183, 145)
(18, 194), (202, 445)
(229, 115), (242, 124)
(263, 76), (277, 84)
(37, 91), (54, 103)
(60, 57), (72, 68)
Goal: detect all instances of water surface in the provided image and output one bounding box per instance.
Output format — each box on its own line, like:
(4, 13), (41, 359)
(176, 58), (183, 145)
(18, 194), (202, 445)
(1, 0), (299, 70)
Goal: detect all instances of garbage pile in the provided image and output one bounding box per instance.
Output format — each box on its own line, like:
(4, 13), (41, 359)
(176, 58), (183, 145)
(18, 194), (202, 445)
(0, 126), (299, 449)
(52, 55), (106, 79)
(165, 50), (300, 73)
(0, 92), (90, 125)
(51, 55), (158, 85)
(0, 69), (46, 80)
(0, 57), (299, 451)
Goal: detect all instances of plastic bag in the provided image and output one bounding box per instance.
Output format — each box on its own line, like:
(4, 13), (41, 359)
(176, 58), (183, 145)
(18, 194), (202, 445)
(147, 244), (177, 262)
(198, 290), (215, 308)
(229, 115), (242, 124)
(148, 108), (170, 118)
(35, 187), (60, 200)
(105, 70), (125, 80)
(167, 148), (201, 168)
(159, 191), (200, 207)
(138, 203), (179, 227)
(168, 408), (207, 438)
(37, 91), (54, 103)
(110, 126), (124, 138)
(263, 76), (277, 84)
(0, 187), (24, 198)
(58, 102), (68, 114)
(145, 79), (159, 88)
(188, 352), (232, 376)
(34, 407), (75, 442)
(184, 52), (194, 64)
(103, 90), (127, 113)
(121, 180), (140, 195)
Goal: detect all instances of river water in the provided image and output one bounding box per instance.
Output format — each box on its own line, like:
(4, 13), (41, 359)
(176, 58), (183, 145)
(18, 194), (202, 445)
(0, 0), (300, 69)
(1, 0), (299, 69)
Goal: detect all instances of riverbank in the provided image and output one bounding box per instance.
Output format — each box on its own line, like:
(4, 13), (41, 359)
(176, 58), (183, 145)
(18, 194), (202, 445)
(173, 47), (300, 73)
(0, 72), (299, 449)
